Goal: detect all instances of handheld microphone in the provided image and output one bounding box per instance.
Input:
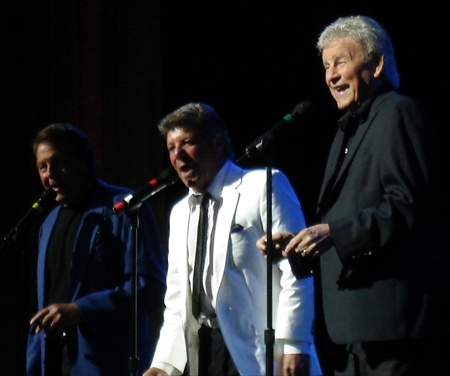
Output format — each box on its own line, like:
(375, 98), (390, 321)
(1, 188), (56, 250)
(237, 100), (314, 162)
(112, 168), (179, 215)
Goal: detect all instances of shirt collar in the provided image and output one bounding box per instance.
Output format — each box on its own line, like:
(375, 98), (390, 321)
(337, 85), (392, 131)
(188, 159), (232, 203)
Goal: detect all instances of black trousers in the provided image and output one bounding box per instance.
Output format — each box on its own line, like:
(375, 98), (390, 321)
(329, 337), (447, 376)
(45, 336), (70, 376)
(196, 325), (240, 376)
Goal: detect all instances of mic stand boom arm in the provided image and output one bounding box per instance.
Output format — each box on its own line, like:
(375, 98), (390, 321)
(1, 189), (55, 252)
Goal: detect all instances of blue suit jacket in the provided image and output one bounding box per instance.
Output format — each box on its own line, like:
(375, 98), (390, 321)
(26, 180), (167, 375)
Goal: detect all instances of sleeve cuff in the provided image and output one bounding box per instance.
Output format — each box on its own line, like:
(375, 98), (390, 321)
(149, 361), (183, 376)
(282, 340), (312, 355)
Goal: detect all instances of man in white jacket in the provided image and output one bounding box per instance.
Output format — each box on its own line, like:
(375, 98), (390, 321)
(144, 102), (322, 376)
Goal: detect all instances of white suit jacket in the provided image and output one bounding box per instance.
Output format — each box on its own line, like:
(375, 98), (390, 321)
(151, 161), (321, 375)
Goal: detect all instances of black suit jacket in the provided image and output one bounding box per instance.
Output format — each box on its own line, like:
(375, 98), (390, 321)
(317, 89), (450, 344)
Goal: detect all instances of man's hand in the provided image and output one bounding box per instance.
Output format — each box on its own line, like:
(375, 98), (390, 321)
(142, 367), (168, 376)
(30, 302), (84, 338)
(256, 232), (295, 260)
(284, 224), (332, 258)
(276, 353), (310, 376)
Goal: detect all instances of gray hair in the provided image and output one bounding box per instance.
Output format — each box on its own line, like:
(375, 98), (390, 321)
(316, 15), (400, 89)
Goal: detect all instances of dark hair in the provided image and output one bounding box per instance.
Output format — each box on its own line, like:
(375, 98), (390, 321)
(157, 102), (234, 159)
(33, 122), (98, 178)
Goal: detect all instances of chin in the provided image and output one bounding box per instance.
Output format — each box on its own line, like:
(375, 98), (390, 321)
(335, 98), (348, 110)
(186, 180), (197, 189)
(55, 193), (67, 204)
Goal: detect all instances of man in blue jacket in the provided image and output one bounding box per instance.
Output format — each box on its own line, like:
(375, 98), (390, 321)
(26, 123), (167, 375)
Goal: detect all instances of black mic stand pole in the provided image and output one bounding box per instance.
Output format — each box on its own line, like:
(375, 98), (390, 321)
(1, 188), (56, 374)
(112, 173), (178, 376)
(235, 102), (315, 375)
(1, 208), (30, 252)
(123, 178), (177, 376)
(264, 159), (275, 376)
(236, 144), (275, 376)
(128, 208), (140, 376)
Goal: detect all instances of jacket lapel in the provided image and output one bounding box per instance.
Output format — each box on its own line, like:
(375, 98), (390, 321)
(211, 166), (241, 298)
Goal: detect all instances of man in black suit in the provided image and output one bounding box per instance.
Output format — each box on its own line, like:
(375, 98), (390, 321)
(257, 15), (450, 376)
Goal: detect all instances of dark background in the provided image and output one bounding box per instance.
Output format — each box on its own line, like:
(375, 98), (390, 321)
(1, 2), (448, 374)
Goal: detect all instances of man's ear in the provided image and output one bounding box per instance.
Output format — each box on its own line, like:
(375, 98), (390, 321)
(212, 133), (225, 153)
(373, 55), (384, 78)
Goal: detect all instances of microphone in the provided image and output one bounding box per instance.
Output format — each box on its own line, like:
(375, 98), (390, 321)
(1, 188), (56, 250)
(28, 188), (56, 215)
(237, 100), (314, 162)
(112, 168), (179, 215)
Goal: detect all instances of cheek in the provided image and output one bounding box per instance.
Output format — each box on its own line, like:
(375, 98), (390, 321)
(169, 153), (177, 166)
(360, 70), (373, 85)
(39, 173), (47, 184)
(184, 145), (203, 164)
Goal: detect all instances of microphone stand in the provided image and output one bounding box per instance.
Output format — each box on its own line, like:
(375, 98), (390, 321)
(121, 178), (177, 376)
(235, 102), (315, 374)
(236, 143), (275, 376)
(1, 210), (28, 252)
(1, 189), (55, 252)
(1, 189), (55, 374)
(128, 209), (140, 376)
(264, 160), (275, 376)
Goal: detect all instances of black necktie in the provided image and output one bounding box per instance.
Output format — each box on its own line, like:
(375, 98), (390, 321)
(192, 194), (209, 320)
